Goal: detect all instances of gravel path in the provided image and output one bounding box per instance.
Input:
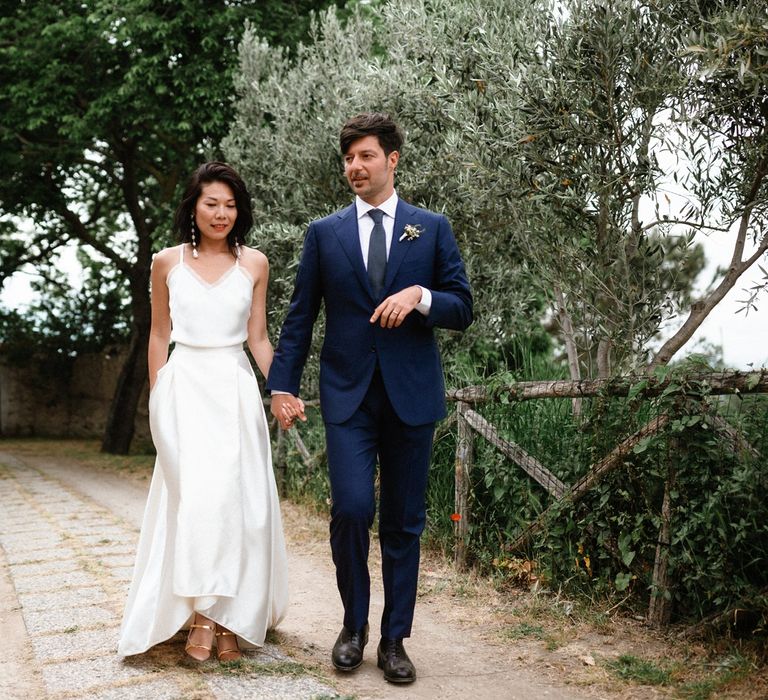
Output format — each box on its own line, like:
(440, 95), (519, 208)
(0, 446), (588, 699)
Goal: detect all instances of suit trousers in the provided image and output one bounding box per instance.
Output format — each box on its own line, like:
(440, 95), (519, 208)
(324, 368), (435, 640)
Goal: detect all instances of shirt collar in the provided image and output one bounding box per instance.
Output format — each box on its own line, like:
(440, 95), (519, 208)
(355, 190), (399, 221)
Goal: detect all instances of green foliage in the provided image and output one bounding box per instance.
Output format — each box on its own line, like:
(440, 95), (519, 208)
(607, 654), (674, 685)
(442, 365), (768, 622)
(0, 256), (130, 377)
(0, 0), (338, 450)
(229, 0), (768, 627)
(0, 0), (337, 267)
(225, 0), (768, 384)
(224, 0), (552, 382)
(506, 0), (720, 374)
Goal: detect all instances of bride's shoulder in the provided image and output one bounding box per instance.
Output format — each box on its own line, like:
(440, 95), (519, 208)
(151, 244), (182, 271)
(239, 245), (268, 271)
(153, 244), (183, 260)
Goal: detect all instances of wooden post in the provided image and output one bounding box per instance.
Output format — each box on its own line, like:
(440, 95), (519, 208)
(274, 424), (287, 498)
(648, 458), (675, 627)
(454, 401), (473, 569)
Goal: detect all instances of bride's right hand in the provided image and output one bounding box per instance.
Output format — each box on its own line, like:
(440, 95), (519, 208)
(271, 393), (307, 429)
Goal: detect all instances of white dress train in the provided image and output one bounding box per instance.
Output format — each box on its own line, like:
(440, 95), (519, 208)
(118, 244), (288, 655)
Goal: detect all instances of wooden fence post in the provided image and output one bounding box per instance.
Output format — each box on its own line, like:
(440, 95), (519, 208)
(648, 456), (675, 627)
(274, 424), (287, 498)
(454, 401), (473, 569)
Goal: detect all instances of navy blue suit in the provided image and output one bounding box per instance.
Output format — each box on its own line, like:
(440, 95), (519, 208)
(268, 198), (472, 639)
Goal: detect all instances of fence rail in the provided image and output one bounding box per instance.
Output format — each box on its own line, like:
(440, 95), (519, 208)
(447, 369), (768, 403)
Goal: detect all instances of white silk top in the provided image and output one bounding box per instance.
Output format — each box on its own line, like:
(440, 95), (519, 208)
(167, 244), (253, 348)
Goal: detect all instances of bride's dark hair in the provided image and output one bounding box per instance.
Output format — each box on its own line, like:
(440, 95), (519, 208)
(173, 162), (254, 256)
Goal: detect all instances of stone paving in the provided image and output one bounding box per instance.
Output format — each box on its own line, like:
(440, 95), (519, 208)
(0, 452), (340, 700)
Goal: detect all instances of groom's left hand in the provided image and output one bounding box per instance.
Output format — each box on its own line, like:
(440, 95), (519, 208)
(370, 286), (422, 328)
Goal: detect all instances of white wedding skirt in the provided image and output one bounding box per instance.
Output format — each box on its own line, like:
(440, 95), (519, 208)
(118, 343), (288, 655)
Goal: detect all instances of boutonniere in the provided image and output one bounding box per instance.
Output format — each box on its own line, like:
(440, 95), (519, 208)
(399, 224), (423, 242)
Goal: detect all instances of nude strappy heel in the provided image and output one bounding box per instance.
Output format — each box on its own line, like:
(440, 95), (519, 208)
(185, 614), (215, 661)
(215, 625), (241, 662)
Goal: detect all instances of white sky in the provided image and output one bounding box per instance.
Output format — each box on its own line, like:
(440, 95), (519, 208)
(681, 237), (768, 369)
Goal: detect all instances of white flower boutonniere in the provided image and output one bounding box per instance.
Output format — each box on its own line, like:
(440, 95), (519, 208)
(399, 224), (423, 242)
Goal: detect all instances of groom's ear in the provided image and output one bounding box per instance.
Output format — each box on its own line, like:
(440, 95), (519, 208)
(389, 150), (400, 170)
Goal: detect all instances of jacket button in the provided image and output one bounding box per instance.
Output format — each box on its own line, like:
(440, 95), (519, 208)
(370, 346), (376, 352)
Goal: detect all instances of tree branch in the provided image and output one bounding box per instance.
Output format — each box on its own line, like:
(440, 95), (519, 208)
(640, 218), (732, 234)
(648, 151), (768, 369)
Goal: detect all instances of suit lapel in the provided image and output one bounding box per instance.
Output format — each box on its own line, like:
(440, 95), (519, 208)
(331, 203), (373, 298)
(383, 199), (418, 293)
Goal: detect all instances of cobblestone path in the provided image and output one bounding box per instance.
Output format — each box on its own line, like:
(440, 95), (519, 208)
(0, 451), (337, 700)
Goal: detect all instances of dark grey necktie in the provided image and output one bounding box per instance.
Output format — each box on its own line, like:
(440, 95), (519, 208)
(367, 208), (387, 297)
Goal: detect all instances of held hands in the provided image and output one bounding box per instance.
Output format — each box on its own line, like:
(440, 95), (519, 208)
(370, 286), (422, 328)
(270, 393), (307, 430)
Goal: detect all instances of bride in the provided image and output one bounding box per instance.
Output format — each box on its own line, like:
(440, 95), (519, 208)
(118, 162), (296, 662)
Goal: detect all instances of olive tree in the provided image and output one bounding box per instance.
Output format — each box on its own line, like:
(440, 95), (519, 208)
(227, 0), (766, 388)
(225, 1), (549, 384)
(508, 0), (766, 377)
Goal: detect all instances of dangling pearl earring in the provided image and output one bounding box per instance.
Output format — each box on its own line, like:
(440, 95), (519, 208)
(190, 211), (199, 259)
(235, 241), (242, 259)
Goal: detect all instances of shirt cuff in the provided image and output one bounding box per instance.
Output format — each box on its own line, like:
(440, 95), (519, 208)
(415, 286), (432, 316)
(271, 390), (291, 395)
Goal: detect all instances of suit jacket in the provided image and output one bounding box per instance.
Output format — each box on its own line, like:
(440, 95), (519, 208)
(267, 199), (473, 425)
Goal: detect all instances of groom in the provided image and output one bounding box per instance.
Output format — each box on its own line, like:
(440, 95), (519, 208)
(268, 112), (472, 684)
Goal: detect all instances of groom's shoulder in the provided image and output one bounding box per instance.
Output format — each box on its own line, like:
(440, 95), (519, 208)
(312, 203), (356, 229)
(399, 200), (449, 225)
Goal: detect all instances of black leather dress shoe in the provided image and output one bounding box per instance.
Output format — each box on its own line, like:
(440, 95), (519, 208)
(332, 624), (369, 671)
(377, 637), (416, 684)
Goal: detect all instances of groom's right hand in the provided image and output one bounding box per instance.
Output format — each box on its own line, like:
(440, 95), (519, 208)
(270, 393), (307, 430)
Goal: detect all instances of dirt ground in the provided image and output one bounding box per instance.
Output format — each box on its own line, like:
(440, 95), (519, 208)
(1, 439), (766, 699)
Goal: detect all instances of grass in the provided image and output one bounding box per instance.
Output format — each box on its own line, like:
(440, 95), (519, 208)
(677, 654), (754, 700)
(204, 658), (309, 677)
(0, 437), (156, 474)
(606, 653), (674, 685)
(502, 622), (545, 640)
(605, 651), (765, 699)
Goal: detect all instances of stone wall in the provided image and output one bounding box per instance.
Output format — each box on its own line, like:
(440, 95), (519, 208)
(0, 347), (151, 444)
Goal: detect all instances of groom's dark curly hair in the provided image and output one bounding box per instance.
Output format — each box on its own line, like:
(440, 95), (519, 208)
(340, 112), (404, 156)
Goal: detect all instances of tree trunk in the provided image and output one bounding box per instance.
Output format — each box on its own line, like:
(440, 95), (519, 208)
(554, 286), (583, 416)
(648, 155), (768, 370)
(597, 338), (612, 378)
(101, 271), (151, 454)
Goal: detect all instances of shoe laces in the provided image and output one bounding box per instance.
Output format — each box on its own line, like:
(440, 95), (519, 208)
(382, 638), (402, 656)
